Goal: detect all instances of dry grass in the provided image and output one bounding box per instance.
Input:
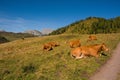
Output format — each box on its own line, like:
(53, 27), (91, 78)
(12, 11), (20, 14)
(0, 33), (120, 80)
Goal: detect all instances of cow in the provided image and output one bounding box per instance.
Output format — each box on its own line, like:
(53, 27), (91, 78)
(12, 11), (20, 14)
(87, 35), (97, 42)
(43, 41), (60, 51)
(43, 43), (53, 51)
(66, 39), (81, 48)
(71, 43), (109, 59)
(48, 41), (60, 47)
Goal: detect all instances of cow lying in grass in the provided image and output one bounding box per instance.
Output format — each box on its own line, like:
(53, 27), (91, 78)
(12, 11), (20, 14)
(43, 41), (60, 51)
(66, 39), (81, 48)
(71, 43), (109, 59)
(87, 35), (97, 42)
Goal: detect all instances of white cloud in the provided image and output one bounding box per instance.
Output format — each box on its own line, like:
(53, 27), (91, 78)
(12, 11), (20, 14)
(0, 17), (55, 33)
(0, 17), (41, 32)
(0, 17), (27, 32)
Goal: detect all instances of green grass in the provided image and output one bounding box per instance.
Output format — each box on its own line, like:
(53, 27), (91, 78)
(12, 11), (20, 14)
(0, 33), (120, 80)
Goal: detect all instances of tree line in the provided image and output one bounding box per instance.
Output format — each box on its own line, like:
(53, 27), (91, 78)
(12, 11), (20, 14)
(49, 16), (120, 35)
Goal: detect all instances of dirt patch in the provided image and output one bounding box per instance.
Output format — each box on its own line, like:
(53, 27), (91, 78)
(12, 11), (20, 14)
(89, 43), (120, 80)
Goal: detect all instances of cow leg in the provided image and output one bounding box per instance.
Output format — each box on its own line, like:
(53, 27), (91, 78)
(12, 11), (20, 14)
(93, 54), (99, 58)
(90, 52), (99, 58)
(75, 53), (84, 59)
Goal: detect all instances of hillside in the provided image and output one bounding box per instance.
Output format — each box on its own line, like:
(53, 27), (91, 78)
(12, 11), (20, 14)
(0, 31), (36, 42)
(0, 36), (9, 43)
(49, 16), (120, 35)
(0, 33), (120, 80)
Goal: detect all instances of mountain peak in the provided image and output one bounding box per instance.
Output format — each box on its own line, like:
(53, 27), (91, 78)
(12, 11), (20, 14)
(24, 30), (42, 36)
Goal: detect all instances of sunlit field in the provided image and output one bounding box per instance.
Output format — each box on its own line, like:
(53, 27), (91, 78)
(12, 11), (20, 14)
(0, 33), (120, 80)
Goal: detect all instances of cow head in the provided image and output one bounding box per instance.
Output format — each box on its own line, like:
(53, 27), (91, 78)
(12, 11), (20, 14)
(101, 43), (109, 52)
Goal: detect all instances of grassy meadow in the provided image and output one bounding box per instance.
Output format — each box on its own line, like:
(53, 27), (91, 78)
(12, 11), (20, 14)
(0, 33), (120, 80)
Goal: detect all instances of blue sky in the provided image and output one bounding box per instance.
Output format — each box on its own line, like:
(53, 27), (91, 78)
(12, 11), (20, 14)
(0, 0), (120, 33)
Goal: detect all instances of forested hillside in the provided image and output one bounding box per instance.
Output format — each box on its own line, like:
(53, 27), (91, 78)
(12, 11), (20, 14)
(49, 16), (120, 35)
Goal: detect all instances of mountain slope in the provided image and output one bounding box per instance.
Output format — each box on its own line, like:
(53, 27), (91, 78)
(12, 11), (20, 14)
(0, 33), (120, 80)
(0, 31), (35, 42)
(0, 36), (9, 43)
(49, 16), (120, 35)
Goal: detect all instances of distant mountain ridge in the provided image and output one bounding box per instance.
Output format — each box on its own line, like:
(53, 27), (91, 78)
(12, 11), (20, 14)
(0, 30), (6, 32)
(23, 30), (42, 36)
(0, 31), (35, 43)
(49, 16), (120, 35)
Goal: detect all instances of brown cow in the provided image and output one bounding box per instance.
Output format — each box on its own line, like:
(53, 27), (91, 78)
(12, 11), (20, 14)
(43, 43), (53, 51)
(71, 43), (109, 59)
(43, 41), (60, 51)
(48, 42), (60, 47)
(66, 39), (81, 48)
(87, 35), (97, 42)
